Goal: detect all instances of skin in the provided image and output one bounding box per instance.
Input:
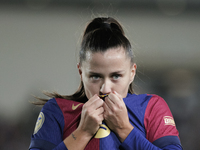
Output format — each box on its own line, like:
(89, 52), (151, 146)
(64, 47), (137, 150)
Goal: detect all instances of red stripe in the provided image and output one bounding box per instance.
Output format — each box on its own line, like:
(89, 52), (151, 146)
(144, 95), (179, 143)
(56, 98), (99, 149)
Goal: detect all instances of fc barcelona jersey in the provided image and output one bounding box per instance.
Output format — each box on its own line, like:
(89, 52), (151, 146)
(29, 94), (182, 150)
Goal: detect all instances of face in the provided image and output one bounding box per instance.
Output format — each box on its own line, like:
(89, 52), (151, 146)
(78, 47), (136, 99)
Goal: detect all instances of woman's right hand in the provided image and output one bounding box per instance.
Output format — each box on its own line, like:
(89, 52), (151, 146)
(77, 94), (104, 138)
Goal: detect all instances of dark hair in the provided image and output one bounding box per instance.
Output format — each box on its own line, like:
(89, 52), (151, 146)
(33, 17), (134, 105)
(80, 17), (134, 65)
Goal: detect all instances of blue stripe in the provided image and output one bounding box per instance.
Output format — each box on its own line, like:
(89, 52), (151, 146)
(29, 139), (56, 150)
(153, 136), (181, 148)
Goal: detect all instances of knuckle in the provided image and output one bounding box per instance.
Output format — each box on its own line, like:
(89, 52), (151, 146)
(100, 107), (104, 113)
(85, 108), (92, 115)
(118, 103), (124, 110)
(112, 106), (118, 112)
(107, 110), (113, 116)
(103, 113), (108, 120)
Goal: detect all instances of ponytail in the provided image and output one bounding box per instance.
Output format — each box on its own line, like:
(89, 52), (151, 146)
(33, 17), (135, 105)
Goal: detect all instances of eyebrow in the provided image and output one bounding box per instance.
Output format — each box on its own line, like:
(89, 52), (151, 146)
(89, 70), (125, 75)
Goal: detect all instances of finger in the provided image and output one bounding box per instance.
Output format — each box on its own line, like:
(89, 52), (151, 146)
(104, 96), (114, 110)
(86, 95), (104, 109)
(105, 92), (119, 106)
(103, 102), (111, 119)
(94, 108), (104, 124)
(98, 113), (104, 121)
(103, 99), (113, 114)
(92, 106), (104, 121)
(113, 91), (123, 101)
(104, 93), (115, 104)
(103, 101), (109, 111)
(93, 98), (104, 109)
(85, 94), (98, 106)
(96, 106), (104, 115)
(105, 92), (125, 112)
(98, 114), (104, 125)
(105, 93), (121, 111)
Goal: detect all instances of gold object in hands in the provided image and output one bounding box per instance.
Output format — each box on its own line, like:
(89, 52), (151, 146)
(99, 94), (109, 98)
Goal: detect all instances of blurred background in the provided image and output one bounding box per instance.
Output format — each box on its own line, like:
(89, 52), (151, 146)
(0, 0), (199, 149)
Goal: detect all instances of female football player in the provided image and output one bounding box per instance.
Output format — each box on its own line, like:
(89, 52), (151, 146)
(29, 17), (182, 150)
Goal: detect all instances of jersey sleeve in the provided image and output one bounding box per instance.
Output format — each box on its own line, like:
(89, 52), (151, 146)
(144, 95), (182, 148)
(119, 127), (182, 150)
(29, 98), (68, 150)
(119, 94), (182, 150)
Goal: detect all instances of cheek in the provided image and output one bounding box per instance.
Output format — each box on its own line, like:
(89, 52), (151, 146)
(82, 78), (99, 98)
(115, 77), (131, 97)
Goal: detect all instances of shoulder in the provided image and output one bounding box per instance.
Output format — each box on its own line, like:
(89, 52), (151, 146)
(125, 93), (152, 103)
(43, 98), (83, 110)
(143, 95), (180, 145)
(124, 93), (167, 107)
(41, 98), (72, 121)
(124, 93), (171, 120)
(40, 98), (65, 123)
(30, 98), (67, 148)
(124, 93), (154, 113)
(145, 94), (171, 114)
(42, 98), (84, 119)
(124, 93), (159, 109)
(148, 94), (167, 104)
(144, 94), (173, 123)
(124, 93), (154, 120)
(42, 98), (58, 111)
(55, 98), (84, 113)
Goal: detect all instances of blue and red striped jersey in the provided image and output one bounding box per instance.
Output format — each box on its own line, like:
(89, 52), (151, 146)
(29, 94), (182, 150)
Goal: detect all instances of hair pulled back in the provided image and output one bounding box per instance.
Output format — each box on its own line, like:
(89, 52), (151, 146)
(34, 17), (134, 105)
(80, 17), (134, 65)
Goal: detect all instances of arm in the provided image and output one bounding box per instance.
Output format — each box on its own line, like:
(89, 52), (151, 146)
(63, 128), (92, 150)
(120, 127), (182, 150)
(64, 94), (104, 150)
(29, 95), (104, 150)
(30, 142), (182, 150)
(29, 98), (66, 150)
(103, 92), (182, 150)
(103, 91), (133, 142)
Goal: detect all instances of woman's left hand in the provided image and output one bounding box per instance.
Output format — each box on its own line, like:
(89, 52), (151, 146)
(103, 91), (134, 142)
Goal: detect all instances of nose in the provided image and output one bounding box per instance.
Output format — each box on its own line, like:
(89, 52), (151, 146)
(100, 79), (112, 95)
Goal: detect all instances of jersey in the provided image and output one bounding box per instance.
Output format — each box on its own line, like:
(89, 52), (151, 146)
(29, 94), (182, 150)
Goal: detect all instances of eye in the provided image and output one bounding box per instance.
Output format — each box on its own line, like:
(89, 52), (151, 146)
(90, 75), (100, 80)
(112, 74), (121, 80)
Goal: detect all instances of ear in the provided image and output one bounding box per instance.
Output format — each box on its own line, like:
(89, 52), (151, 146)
(130, 63), (137, 84)
(77, 63), (83, 81)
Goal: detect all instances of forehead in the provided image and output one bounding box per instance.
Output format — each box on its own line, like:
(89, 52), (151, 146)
(82, 47), (131, 71)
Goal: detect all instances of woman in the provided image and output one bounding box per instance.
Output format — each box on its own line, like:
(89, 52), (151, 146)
(29, 17), (182, 150)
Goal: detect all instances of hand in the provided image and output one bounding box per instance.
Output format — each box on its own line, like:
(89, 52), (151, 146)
(103, 91), (133, 142)
(64, 95), (104, 150)
(77, 94), (104, 138)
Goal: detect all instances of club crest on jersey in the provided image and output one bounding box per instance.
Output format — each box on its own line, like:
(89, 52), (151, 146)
(34, 112), (45, 134)
(164, 116), (175, 126)
(95, 124), (110, 139)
